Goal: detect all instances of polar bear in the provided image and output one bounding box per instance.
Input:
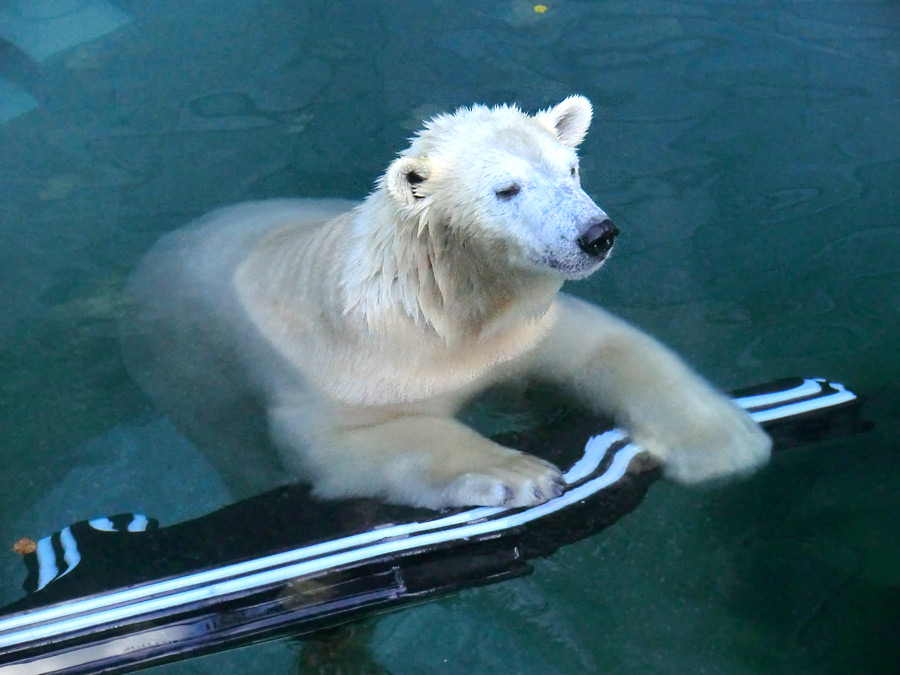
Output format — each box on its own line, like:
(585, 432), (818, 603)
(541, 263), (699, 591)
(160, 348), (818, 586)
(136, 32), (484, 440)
(125, 95), (771, 509)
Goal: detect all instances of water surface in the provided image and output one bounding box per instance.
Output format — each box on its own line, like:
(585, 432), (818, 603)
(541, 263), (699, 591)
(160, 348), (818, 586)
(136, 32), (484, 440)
(1, 0), (898, 672)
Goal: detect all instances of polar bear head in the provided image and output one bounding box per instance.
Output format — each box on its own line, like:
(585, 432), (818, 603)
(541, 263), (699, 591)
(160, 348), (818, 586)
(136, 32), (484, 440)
(383, 95), (616, 280)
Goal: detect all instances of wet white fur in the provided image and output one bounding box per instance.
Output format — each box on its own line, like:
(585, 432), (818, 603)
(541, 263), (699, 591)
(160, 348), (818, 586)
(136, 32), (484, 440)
(127, 96), (771, 508)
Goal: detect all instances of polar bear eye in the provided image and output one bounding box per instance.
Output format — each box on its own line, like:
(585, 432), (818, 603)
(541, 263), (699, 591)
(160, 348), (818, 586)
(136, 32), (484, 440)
(570, 165), (578, 177)
(495, 184), (521, 200)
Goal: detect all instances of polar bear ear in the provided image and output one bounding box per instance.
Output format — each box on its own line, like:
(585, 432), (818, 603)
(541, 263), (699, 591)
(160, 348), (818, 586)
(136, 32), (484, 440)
(535, 95), (593, 148)
(385, 156), (431, 206)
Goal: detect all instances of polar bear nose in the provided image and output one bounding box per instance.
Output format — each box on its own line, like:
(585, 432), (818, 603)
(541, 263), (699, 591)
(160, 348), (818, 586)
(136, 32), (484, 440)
(577, 218), (619, 257)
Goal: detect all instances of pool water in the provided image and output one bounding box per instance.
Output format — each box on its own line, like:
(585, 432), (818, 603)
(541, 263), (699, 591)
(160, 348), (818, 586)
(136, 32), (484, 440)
(1, 0), (898, 672)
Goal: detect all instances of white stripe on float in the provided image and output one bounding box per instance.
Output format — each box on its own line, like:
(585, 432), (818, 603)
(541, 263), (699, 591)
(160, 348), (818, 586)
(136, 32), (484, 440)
(735, 378), (823, 410)
(566, 430), (625, 484)
(54, 527), (81, 581)
(748, 385), (856, 423)
(34, 537), (59, 593)
(128, 515), (150, 533)
(88, 518), (116, 532)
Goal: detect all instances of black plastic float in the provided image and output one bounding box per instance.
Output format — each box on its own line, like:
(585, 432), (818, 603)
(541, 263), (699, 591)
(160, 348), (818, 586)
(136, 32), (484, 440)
(0, 378), (865, 674)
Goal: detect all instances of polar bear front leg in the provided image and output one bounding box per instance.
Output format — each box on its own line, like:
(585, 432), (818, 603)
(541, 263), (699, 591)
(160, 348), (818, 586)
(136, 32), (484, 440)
(531, 294), (772, 484)
(270, 408), (565, 509)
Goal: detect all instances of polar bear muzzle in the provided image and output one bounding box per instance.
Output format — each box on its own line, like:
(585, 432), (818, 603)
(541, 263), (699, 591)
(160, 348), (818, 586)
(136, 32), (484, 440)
(577, 218), (618, 258)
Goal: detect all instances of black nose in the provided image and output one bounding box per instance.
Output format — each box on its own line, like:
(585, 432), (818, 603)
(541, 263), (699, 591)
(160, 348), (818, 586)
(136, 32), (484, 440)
(577, 218), (619, 257)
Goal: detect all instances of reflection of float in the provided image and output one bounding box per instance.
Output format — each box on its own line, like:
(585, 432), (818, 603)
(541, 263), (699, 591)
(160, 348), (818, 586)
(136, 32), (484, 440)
(0, 378), (864, 674)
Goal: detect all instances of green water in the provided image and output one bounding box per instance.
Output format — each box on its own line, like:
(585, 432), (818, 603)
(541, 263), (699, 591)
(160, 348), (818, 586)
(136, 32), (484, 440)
(1, 0), (898, 672)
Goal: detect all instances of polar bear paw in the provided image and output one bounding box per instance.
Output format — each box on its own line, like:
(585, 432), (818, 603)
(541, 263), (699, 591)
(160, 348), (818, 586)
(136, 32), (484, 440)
(438, 450), (566, 508)
(636, 398), (772, 486)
